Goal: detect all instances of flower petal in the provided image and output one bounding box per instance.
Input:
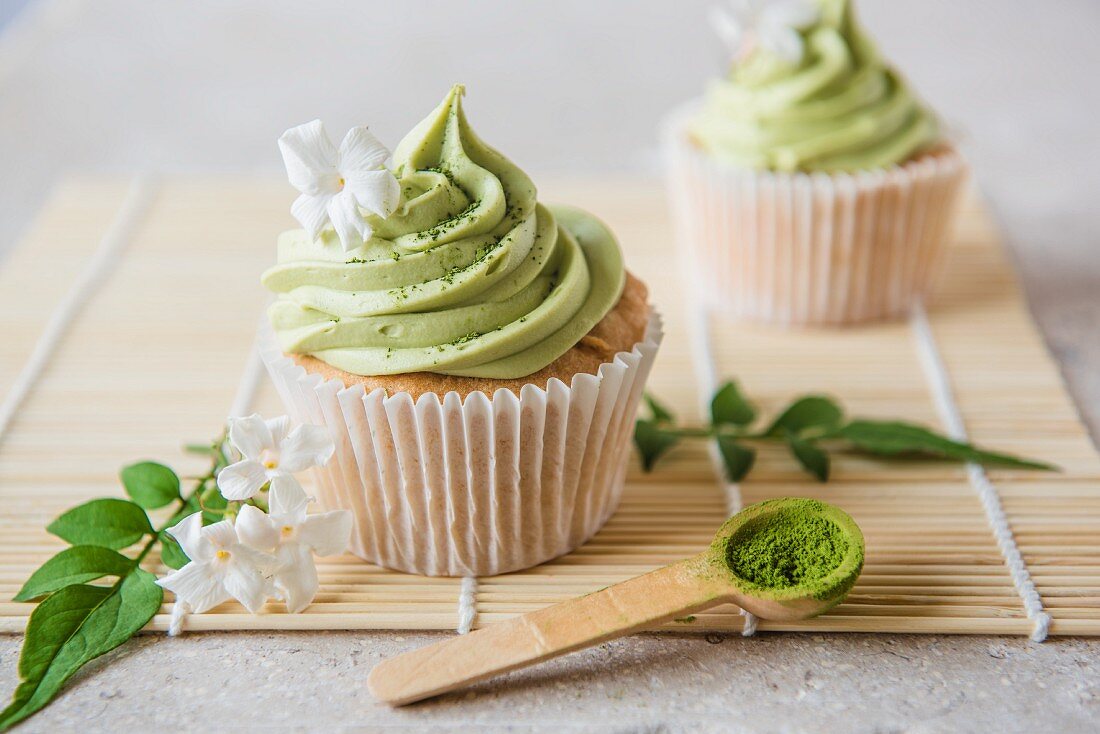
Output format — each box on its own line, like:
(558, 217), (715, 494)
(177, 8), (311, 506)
(346, 169), (401, 220)
(265, 415), (292, 447)
(233, 543), (281, 576)
(156, 562), (230, 614)
(274, 543), (319, 614)
(278, 120), (340, 196)
(235, 504), (279, 552)
(222, 557), (270, 614)
(290, 193), (332, 242)
(200, 519), (239, 550)
(709, 5), (745, 52)
(298, 510), (353, 556)
(268, 475), (310, 525)
(338, 126), (391, 173)
(761, 23), (805, 64)
(764, 0), (819, 30)
(228, 414), (273, 461)
(733, 0), (755, 16)
(326, 189), (371, 252)
(279, 424), (335, 473)
(165, 512), (209, 562)
(217, 460), (268, 501)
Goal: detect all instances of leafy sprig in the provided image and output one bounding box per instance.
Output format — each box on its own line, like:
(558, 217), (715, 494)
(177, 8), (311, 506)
(0, 435), (230, 731)
(635, 381), (1057, 483)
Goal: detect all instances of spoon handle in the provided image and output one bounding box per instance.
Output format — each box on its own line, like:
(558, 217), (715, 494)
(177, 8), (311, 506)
(367, 555), (730, 706)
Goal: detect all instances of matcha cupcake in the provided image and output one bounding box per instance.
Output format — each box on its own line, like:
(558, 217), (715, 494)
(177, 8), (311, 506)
(261, 86), (661, 576)
(665, 0), (967, 325)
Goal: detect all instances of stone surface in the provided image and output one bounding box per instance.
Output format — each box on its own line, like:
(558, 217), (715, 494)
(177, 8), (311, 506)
(1, 1), (1099, 732)
(2, 632), (1099, 733)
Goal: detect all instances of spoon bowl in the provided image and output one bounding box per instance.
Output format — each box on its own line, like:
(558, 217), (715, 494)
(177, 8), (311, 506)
(368, 497), (864, 706)
(708, 497), (864, 621)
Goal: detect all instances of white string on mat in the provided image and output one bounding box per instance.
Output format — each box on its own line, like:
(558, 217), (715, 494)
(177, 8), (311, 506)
(169, 333), (267, 636)
(684, 296), (757, 637)
(229, 337), (266, 418)
(0, 174), (157, 447)
(910, 303), (1051, 642)
(166, 601), (190, 637)
(456, 576), (478, 634)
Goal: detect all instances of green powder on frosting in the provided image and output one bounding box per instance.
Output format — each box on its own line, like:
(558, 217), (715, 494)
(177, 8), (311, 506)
(725, 510), (849, 591)
(262, 84), (627, 380)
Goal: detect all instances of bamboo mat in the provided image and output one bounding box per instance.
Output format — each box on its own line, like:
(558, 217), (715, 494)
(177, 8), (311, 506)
(0, 175), (1098, 637)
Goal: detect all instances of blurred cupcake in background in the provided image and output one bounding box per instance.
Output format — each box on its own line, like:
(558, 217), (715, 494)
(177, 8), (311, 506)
(664, 0), (967, 325)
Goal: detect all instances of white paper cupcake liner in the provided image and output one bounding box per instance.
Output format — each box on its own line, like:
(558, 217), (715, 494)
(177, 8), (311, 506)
(259, 312), (663, 577)
(663, 104), (968, 326)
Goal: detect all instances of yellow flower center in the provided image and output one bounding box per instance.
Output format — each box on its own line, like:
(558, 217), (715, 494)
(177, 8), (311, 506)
(338, 177), (346, 189)
(260, 448), (279, 470)
(281, 525), (294, 537)
(215, 550), (230, 560)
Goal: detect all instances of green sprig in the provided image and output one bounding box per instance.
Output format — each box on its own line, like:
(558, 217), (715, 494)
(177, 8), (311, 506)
(0, 433), (232, 731)
(634, 381), (1057, 483)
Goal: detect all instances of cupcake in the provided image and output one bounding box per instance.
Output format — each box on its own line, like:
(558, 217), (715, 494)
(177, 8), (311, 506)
(260, 85), (661, 576)
(665, 0), (967, 325)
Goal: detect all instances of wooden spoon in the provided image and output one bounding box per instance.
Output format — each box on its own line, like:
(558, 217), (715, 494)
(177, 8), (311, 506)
(368, 497), (863, 706)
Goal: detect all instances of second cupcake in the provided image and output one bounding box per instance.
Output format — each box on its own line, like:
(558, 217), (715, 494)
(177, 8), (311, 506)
(665, 0), (967, 325)
(261, 85), (662, 577)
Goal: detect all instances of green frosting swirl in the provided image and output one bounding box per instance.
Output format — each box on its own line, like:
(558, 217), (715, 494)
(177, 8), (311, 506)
(263, 85), (626, 379)
(690, 0), (939, 172)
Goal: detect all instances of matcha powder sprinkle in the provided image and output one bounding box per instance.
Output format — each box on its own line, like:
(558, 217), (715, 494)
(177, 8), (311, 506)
(725, 511), (849, 591)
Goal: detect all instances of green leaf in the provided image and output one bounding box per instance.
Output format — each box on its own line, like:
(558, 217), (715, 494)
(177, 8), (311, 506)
(715, 435), (756, 482)
(120, 462), (181, 510)
(643, 393), (676, 425)
(199, 487), (228, 525)
(836, 420), (1058, 471)
(47, 499), (154, 550)
(710, 381), (756, 427)
(786, 432), (830, 482)
(13, 547), (134, 602)
(634, 420), (681, 472)
(0, 570), (162, 730)
(766, 396), (844, 437)
(157, 532), (190, 570)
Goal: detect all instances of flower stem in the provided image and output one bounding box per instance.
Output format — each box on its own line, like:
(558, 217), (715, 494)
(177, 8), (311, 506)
(670, 427), (716, 438)
(133, 432), (229, 568)
(666, 425), (787, 442)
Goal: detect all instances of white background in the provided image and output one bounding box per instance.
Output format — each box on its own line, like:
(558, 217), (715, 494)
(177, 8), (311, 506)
(2, 0), (1098, 218)
(3, 0), (1098, 428)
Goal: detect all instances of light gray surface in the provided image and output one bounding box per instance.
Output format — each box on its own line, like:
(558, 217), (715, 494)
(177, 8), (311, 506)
(1, 0), (1099, 732)
(1, 631), (1098, 733)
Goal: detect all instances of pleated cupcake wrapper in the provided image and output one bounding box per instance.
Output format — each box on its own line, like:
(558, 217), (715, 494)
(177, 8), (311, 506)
(259, 313), (663, 577)
(663, 105), (969, 326)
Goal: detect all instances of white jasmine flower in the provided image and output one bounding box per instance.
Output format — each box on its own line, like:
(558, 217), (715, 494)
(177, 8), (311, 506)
(236, 476), (352, 613)
(709, 0), (820, 65)
(156, 513), (277, 622)
(278, 119), (401, 252)
(217, 415), (335, 501)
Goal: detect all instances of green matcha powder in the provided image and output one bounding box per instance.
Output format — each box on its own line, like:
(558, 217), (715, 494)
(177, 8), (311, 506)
(725, 511), (849, 591)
